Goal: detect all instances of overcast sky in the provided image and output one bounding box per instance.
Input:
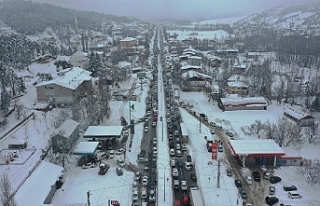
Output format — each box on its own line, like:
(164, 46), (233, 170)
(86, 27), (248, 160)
(32, 0), (317, 21)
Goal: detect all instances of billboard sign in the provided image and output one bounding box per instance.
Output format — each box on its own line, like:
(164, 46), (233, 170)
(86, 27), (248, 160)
(212, 142), (218, 160)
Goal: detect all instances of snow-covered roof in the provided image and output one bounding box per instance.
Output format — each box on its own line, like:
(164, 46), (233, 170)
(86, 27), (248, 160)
(227, 81), (248, 88)
(180, 65), (202, 71)
(15, 161), (64, 206)
(36, 67), (92, 90)
(221, 96), (267, 107)
(228, 74), (246, 82)
(182, 70), (212, 80)
(188, 56), (201, 60)
(283, 108), (314, 121)
(118, 61), (131, 69)
(73, 141), (99, 155)
(83, 126), (123, 138)
(120, 37), (136, 42)
(229, 139), (285, 157)
(54, 119), (79, 138)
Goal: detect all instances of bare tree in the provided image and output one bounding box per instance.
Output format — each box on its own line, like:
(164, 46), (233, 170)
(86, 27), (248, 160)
(304, 123), (320, 143)
(0, 172), (17, 206)
(14, 103), (24, 120)
(298, 159), (320, 186)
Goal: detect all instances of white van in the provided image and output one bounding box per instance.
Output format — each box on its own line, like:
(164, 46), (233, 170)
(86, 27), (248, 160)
(288, 192), (302, 199)
(173, 180), (179, 189)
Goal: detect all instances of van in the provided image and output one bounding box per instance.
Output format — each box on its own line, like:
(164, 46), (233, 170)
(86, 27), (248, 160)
(288, 192), (302, 199)
(173, 180), (179, 189)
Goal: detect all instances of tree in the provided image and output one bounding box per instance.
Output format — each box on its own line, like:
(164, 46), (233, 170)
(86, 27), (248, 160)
(0, 172), (17, 206)
(304, 123), (320, 143)
(0, 88), (12, 116)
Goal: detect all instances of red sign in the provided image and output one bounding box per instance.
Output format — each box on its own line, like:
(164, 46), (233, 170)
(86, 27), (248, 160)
(212, 142), (218, 160)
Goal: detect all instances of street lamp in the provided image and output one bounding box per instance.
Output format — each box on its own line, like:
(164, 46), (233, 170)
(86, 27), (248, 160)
(159, 163), (170, 201)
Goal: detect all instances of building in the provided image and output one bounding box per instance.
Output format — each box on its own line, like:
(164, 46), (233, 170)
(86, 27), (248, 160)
(35, 67), (92, 106)
(51, 119), (80, 153)
(283, 108), (315, 127)
(227, 81), (249, 95)
(181, 70), (212, 91)
(119, 37), (137, 49)
(218, 96), (267, 111)
(69, 52), (89, 69)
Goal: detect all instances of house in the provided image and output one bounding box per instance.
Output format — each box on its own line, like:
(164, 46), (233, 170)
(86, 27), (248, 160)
(283, 108), (315, 127)
(181, 70), (212, 91)
(227, 81), (249, 95)
(119, 37), (137, 49)
(218, 95), (267, 111)
(51, 119), (80, 153)
(69, 52), (89, 69)
(35, 67), (92, 106)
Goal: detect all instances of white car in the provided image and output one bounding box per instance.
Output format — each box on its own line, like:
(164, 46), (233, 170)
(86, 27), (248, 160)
(181, 180), (188, 191)
(185, 162), (192, 171)
(152, 147), (158, 154)
(116, 148), (126, 155)
(172, 168), (178, 177)
(246, 176), (253, 185)
(182, 144), (187, 151)
(144, 127), (149, 132)
(170, 159), (176, 167)
(141, 188), (147, 199)
(82, 162), (96, 169)
(210, 129), (215, 134)
(170, 149), (175, 156)
(149, 189), (156, 202)
(153, 138), (157, 145)
(132, 190), (139, 202)
(117, 159), (125, 168)
(176, 144), (181, 150)
(109, 150), (115, 159)
(152, 121), (157, 127)
(142, 176), (148, 186)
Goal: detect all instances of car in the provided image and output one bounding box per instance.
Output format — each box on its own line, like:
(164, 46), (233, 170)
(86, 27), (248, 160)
(176, 150), (182, 157)
(264, 172), (272, 180)
(144, 127), (149, 132)
(141, 188), (147, 199)
(152, 147), (158, 154)
(117, 159), (125, 167)
(134, 172), (141, 181)
(116, 167), (123, 176)
(226, 169), (232, 177)
(182, 144), (187, 151)
(252, 170), (261, 182)
(174, 130), (179, 136)
(109, 150), (115, 159)
(149, 189), (156, 202)
(186, 155), (192, 163)
(235, 179), (242, 188)
(144, 163), (149, 171)
(288, 192), (302, 199)
(142, 176), (148, 186)
(82, 162), (96, 169)
(132, 190), (139, 202)
(245, 176), (253, 185)
(138, 157), (149, 163)
(132, 181), (138, 191)
(239, 188), (248, 199)
(283, 185), (297, 191)
(177, 160), (183, 167)
(218, 145), (223, 152)
(185, 162), (192, 170)
(170, 148), (175, 156)
(152, 121), (157, 127)
(210, 129), (215, 134)
(172, 168), (179, 177)
(190, 173), (197, 181)
(176, 144), (181, 150)
(269, 185), (276, 195)
(167, 118), (171, 123)
(225, 131), (234, 137)
(210, 122), (216, 127)
(170, 159), (176, 167)
(153, 138), (157, 145)
(279, 204), (292, 206)
(265, 196), (279, 205)
(116, 148), (126, 155)
(181, 180), (188, 191)
(169, 134), (173, 140)
(270, 176), (282, 184)
(176, 137), (181, 143)
(141, 202), (148, 206)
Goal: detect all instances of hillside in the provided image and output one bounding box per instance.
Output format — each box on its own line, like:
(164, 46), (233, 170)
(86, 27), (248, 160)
(0, 0), (135, 35)
(234, 2), (320, 29)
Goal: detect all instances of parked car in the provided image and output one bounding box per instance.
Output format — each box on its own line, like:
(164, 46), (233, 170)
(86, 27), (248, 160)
(116, 167), (123, 176)
(141, 188), (147, 199)
(239, 188), (248, 199)
(283, 185), (297, 191)
(190, 173), (197, 181)
(117, 159), (125, 168)
(181, 180), (188, 191)
(218, 145), (223, 152)
(288, 192), (302, 199)
(109, 150), (115, 159)
(264, 172), (272, 180)
(149, 189), (156, 202)
(226, 169), (232, 177)
(265, 196), (279, 205)
(270, 176), (282, 184)
(82, 162), (96, 169)
(132, 190), (139, 202)
(235, 179), (242, 188)
(116, 148), (126, 155)
(269, 186), (276, 195)
(142, 176), (148, 186)
(225, 131), (234, 137)
(246, 176), (253, 185)
(252, 170), (261, 182)
(210, 129), (215, 134)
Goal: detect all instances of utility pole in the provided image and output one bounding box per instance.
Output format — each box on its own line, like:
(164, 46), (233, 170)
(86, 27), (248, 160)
(87, 191), (91, 206)
(217, 159), (221, 188)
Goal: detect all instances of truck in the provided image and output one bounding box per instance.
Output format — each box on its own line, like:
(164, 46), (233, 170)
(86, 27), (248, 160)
(180, 123), (189, 143)
(98, 163), (110, 175)
(189, 187), (205, 206)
